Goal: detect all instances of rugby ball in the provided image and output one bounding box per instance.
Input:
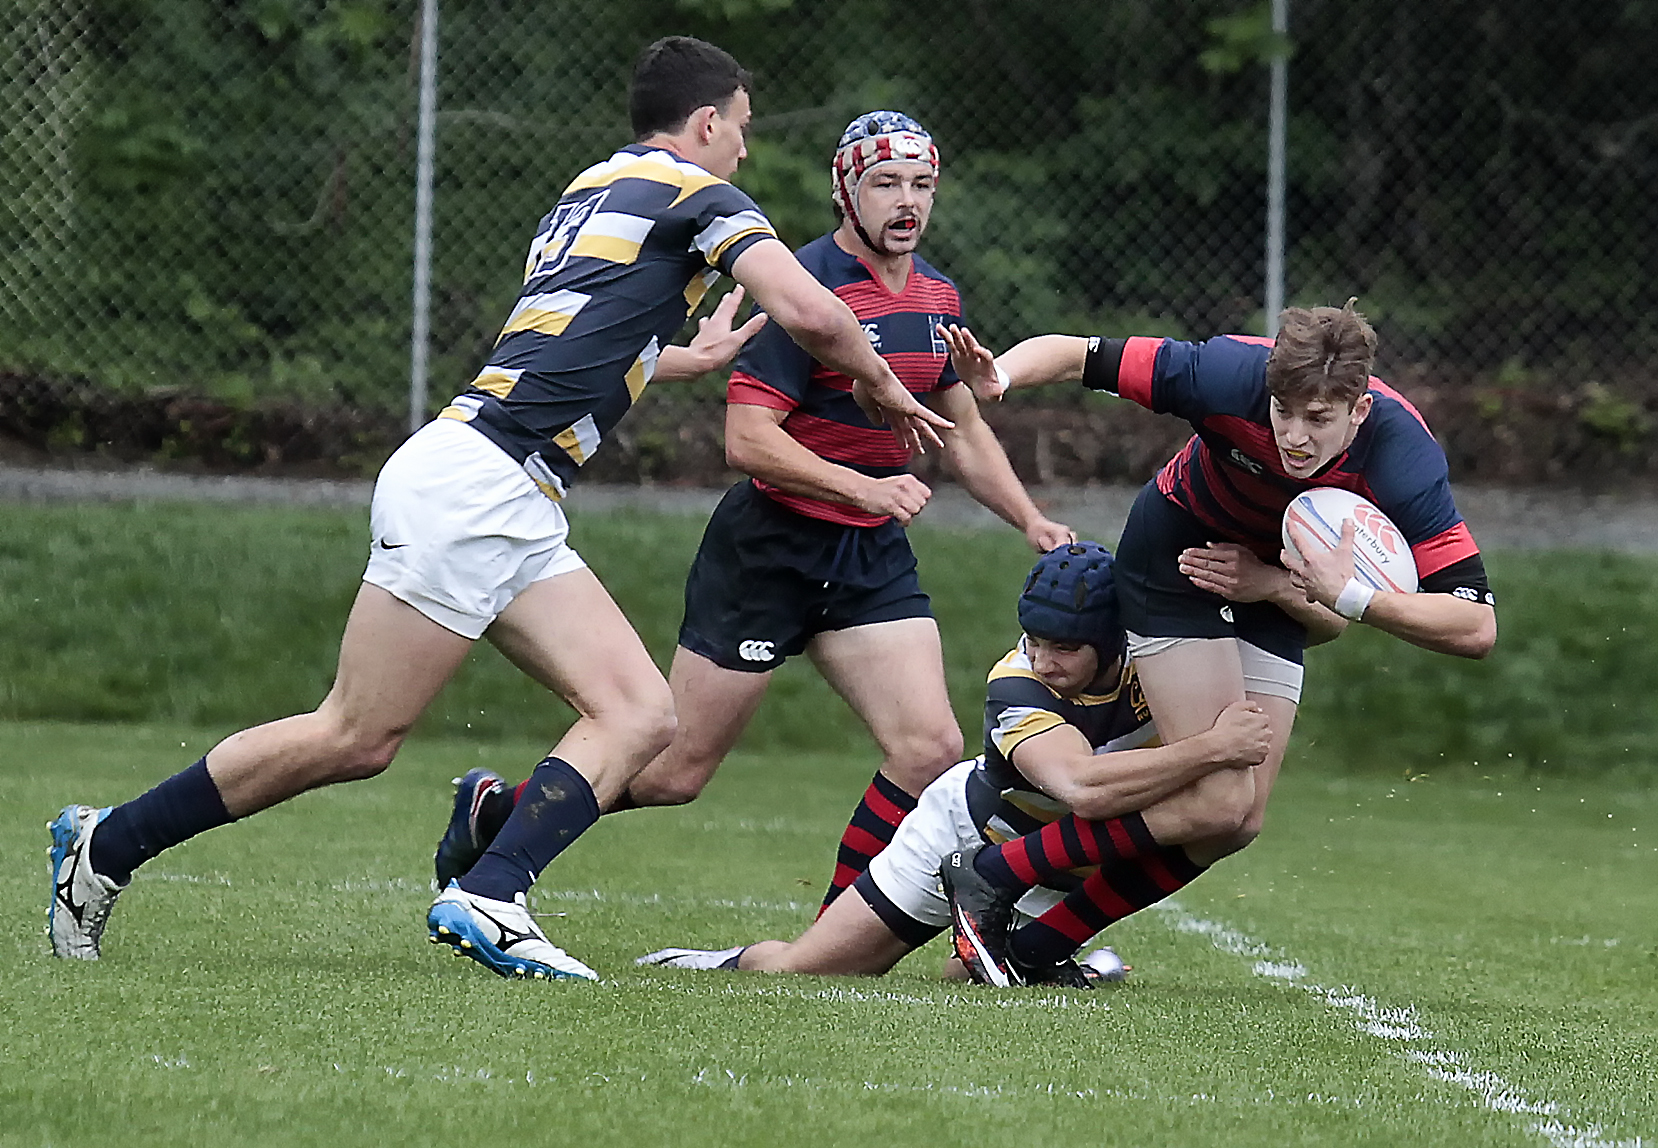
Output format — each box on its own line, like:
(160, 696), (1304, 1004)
(1281, 487), (1418, 593)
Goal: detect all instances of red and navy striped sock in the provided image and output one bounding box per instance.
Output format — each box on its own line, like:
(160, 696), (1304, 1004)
(974, 810), (1158, 893)
(1009, 845), (1207, 968)
(818, 771), (917, 917)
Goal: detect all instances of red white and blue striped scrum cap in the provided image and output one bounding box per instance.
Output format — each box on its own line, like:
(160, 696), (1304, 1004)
(830, 111), (939, 229)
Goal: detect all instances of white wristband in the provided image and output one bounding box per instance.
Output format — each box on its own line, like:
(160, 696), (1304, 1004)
(992, 362), (1011, 394)
(1333, 578), (1375, 621)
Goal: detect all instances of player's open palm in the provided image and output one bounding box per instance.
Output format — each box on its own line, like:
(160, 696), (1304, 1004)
(1180, 541), (1280, 603)
(686, 284), (768, 370)
(1211, 700), (1273, 768)
(938, 323), (1005, 401)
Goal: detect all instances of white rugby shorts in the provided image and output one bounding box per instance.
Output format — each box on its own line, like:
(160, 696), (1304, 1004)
(363, 418), (587, 640)
(865, 760), (1064, 931)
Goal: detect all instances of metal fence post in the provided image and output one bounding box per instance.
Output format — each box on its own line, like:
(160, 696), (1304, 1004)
(408, 0), (439, 434)
(1265, 0), (1288, 337)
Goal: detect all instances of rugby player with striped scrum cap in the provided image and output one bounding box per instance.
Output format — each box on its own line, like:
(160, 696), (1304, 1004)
(433, 110), (1075, 924)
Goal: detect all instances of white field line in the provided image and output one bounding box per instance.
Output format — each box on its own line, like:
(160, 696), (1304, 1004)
(1155, 903), (1647, 1148)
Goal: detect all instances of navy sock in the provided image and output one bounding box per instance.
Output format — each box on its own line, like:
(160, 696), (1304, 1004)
(458, 755), (599, 902)
(88, 758), (234, 885)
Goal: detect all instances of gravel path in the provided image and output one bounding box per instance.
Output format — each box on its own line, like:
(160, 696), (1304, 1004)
(1, 463), (1653, 551)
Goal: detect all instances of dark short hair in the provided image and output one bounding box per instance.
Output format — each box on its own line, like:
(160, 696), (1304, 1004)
(629, 37), (751, 140)
(1266, 298), (1379, 406)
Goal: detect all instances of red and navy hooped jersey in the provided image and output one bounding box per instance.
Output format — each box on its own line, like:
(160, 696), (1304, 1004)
(438, 144), (776, 500)
(1083, 334), (1492, 599)
(726, 232), (962, 527)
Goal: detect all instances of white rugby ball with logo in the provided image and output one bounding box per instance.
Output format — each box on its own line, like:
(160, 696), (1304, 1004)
(1281, 487), (1419, 593)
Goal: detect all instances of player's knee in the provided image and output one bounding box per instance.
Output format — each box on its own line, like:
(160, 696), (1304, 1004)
(590, 678), (677, 757)
(322, 721), (407, 782)
(628, 765), (709, 807)
(883, 724), (962, 790)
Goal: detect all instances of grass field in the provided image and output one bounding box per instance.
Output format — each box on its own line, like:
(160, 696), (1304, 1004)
(3, 500), (1657, 1146)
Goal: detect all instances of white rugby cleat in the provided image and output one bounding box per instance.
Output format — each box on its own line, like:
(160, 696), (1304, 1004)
(427, 881), (598, 981)
(635, 946), (746, 971)
(48, 805), (126, 960)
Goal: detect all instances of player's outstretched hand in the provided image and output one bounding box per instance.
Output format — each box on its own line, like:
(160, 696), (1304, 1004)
(1210, 700), (1272, 768)
(938, 323), (1006, 401)
(851, 371), (953, 455)
(684, 284), (768, 373)
(1179, 541), (1286, 603)
(1281, 518), (1357, 610)
(855, 474), (932, 526)
(1025, 518), (1077, 553)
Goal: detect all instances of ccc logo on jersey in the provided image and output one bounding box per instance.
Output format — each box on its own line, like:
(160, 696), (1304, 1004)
(1227, 448), (1265, 476)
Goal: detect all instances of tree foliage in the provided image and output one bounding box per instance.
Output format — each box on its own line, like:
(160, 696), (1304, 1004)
(4, 0), (1655, 412)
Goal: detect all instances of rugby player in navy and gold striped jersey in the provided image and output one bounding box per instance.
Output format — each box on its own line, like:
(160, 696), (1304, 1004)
(47, 37), (951, 983)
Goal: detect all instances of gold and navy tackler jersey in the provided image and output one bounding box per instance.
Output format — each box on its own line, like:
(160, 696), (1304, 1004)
(439, 144), (777, 500)
(965, 642), (1159, 883)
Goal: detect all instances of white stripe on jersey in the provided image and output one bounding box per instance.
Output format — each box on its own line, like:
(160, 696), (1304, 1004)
(693, 209), (773, 261)
(581, 211), (656, 244)
(502, 289), (592, 338)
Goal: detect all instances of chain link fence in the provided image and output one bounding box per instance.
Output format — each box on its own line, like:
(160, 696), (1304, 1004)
(3, 0), (1656, 482)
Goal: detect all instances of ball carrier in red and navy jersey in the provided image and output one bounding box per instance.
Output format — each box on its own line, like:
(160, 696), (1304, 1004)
(1083, 330), (1494, 666)
(422, 113), (1074, 923)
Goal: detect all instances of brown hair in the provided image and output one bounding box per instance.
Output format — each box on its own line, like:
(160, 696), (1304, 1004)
(1265, 298), (1378, 406)
(629, 37), (751, 140)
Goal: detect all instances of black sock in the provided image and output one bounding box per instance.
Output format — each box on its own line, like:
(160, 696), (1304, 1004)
(88, 758), (234, 885)
(458, 755), (598, 902)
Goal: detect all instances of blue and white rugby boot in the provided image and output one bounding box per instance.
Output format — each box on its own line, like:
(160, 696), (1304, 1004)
(433, 769), (512, 890)
(427, 881), (598, 981)
(48, 805), (125, 960)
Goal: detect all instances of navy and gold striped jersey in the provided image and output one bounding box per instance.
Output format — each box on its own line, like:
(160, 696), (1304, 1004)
(965, 642), (1158, 880)
(439, 144), (777, 499)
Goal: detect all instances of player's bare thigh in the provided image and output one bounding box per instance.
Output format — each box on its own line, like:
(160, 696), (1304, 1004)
(806, 617), (963, 792)
(486, 566), (676, 807)
(627, 646), (774, 806)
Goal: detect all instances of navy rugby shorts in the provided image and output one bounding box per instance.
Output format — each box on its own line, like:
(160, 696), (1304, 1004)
(1114, 481), (1307, 666)
(678, 480), (932, 673)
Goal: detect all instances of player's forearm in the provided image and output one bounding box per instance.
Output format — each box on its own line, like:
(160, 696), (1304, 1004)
(1261, 573), (1348, 646)
(1044, 733), (1237, 822)
(997, 335), (1091, 390)
(943, 415), (1044, 532)
(1355, 593), (1497, 659)
(725, 414), (875, 507)
(654, 345), (708, 383)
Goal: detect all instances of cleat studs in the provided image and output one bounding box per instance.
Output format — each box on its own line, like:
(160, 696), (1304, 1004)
(437, 926), (450, 936)
(459, 940), (471, 949)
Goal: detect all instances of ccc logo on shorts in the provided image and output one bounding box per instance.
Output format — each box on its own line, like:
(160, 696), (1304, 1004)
(737, 640), (775, 662)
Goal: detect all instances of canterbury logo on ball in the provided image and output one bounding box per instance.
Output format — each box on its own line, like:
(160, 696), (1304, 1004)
(737, 640), (775, 662)
(1353, 505), (1405, 555)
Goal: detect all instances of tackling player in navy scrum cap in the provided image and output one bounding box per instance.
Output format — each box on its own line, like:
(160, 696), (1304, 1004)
(937, 305), (1496, 983)
(432, 110), (1074, 924)
(634, 543), (1273, 987)
(47, 37), (951, 982)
